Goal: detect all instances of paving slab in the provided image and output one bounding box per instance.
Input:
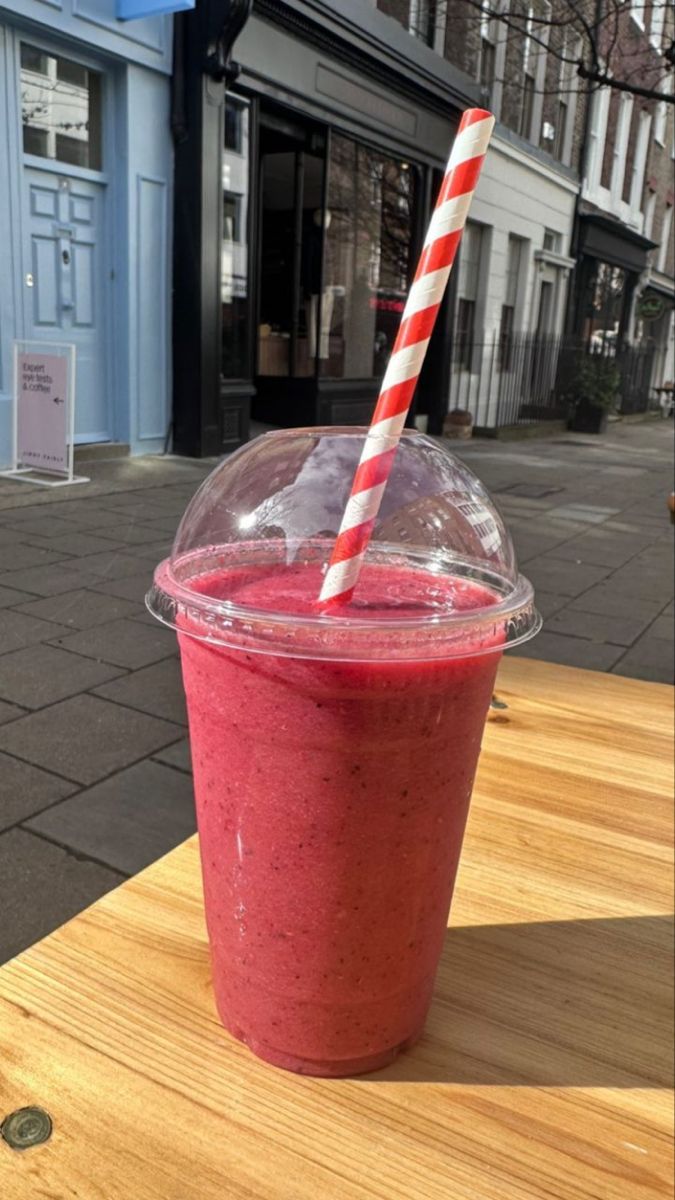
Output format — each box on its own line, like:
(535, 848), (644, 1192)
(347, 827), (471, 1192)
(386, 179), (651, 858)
(0, 751), (76, 832)
(0, 694), (182, 785)
(0, 699), (25, 725)
(545, 504), (620, 524)
(89, 572), (154, 603)
(0, 644), (125, 709)
(569, 583), (665, 621)
(0, 828), (123, 964)
(0, 542), (72, 571)
(153, 738), (192, 774)
(26, 760), (196, 875)
(12, 588), (141, 630)
(51, 617), (177, 669)
(60, 549), (159, 580)
(545, 607), (651, 647)
(86, 524), (167, 545)
(25, 530), (130, 557)
(611, 633), (675, 684)
(0, 610), (69, 656)
(0, 583), (35, 608)
(544, 534), (645, 569)
(513, 632), (625, 671)
(92, 657), (186, 724)
(523, 556), (611, 598)
(5, 514), (89, 538)
(0, 562), (102, 596)
(647, 614), (674, 640)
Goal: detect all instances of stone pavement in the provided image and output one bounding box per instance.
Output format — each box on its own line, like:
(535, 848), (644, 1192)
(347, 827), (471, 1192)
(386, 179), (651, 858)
(0, 419), (672, 965)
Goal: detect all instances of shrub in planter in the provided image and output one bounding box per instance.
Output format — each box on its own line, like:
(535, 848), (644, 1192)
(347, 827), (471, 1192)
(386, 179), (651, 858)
(564, 354), (620, 434)
(443, 408), (473, 439)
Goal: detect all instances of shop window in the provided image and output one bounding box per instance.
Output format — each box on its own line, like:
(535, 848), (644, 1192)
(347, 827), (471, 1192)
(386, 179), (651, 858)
(20, 43), (102, 170)
(221, 97), (251, 379)
(320, 134), (417, 380)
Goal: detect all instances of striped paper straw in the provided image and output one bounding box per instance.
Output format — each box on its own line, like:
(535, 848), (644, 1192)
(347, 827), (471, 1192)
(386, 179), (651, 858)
(319, 108), (495, 607)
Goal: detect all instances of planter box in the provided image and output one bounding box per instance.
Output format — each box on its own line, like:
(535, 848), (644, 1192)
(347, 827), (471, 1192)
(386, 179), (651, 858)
(568, 405), (609, 435)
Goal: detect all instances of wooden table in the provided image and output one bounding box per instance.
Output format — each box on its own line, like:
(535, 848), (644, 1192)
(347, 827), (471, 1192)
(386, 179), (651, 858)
(1, 658), (673, 1199)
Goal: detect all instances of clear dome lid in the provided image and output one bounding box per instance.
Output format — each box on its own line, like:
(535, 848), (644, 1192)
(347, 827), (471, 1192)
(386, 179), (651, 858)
(147, 428), (540, 660)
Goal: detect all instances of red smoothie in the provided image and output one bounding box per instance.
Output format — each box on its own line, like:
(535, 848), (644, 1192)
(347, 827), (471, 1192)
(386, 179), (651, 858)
(178, 558), (502, 1075)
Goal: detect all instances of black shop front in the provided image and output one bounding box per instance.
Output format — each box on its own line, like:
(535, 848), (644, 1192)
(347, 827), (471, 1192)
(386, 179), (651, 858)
(171, 0), (481, 456)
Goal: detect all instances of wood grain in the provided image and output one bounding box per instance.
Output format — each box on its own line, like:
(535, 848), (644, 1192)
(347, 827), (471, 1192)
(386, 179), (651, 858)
(0, 656), (672, 1200)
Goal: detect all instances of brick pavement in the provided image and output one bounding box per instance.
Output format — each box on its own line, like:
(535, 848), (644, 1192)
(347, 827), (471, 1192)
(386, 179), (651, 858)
(0, 419), (672, 964)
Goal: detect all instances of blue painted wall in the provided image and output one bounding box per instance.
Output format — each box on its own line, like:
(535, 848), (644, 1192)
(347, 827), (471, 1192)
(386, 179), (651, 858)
(0, 0), (173, 461)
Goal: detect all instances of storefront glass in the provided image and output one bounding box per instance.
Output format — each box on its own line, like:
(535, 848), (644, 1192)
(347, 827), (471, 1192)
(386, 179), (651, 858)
(222, 97), (251, 378)
(321, 133), (417, 380)
(585, 261), (627, 352)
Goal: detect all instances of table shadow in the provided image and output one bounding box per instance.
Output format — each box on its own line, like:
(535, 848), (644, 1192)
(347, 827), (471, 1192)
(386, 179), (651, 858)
(367, 914), (674, 1087)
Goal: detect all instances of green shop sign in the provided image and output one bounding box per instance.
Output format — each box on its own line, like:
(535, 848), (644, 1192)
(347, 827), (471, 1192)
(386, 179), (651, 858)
(637, 293), (666, 321)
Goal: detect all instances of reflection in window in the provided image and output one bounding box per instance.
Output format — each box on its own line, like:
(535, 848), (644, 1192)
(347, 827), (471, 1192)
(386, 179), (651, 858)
(321, 134), (416, 380)
(586, 261), (626, 351)
(221, 98), (250, 378)
(20, 43), (102, 170)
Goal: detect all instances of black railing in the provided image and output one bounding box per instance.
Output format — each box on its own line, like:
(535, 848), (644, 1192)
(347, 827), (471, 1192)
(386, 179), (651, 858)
(447, 330), (657, 429)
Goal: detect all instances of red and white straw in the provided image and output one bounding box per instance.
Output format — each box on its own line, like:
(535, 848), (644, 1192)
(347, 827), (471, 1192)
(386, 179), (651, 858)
(319, 108), (495, 607)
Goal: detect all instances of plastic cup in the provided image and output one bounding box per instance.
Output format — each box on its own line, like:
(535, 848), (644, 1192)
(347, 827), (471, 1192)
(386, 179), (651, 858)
(147, 428), (539, 1076)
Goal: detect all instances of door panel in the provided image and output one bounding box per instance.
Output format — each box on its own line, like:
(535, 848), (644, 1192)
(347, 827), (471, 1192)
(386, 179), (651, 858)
(24, 168), (109, 441)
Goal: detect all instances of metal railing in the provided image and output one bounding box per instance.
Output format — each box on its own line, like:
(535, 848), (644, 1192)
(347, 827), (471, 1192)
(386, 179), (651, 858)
(446, 330), (656, 429)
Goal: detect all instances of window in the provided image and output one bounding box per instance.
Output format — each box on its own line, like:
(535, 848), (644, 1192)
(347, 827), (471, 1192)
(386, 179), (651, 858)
(455, 221), (483, 370)
(552, 100), (568, 160)
(320, 134), (417, 380)
(221, 98), (250, 378)
(543, 228), (560, 252)
(644, 190), (656, 238)
(499, 235), (523, 370)
(650, 0), (666, 48)
(630, 0), (646, 29)
(626, 111), (652, 212)
(20, 43), (102, 170)
(610, 94), (634, 203)
(456, 299), (476, 370)
(376, 1), (436, 45)
(657, 206), (673, 274)
(478, 1), (497, 95)
(654, 101), (667, 146)
(586, 85), (610, 193)
(519, 73), (536, 139)
(223, 193), (242, 244)
(408, 0), (436, 45)
(225, 99), (245, 154)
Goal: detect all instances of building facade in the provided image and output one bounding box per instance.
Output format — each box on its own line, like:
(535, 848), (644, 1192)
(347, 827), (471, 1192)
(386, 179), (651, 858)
(571, 0), (673, 393)
(172, 0), (489, 456)
(0, 0), (173, 464)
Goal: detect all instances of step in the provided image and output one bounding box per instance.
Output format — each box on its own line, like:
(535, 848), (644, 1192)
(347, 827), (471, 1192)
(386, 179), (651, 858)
(73, 442), (130, 463)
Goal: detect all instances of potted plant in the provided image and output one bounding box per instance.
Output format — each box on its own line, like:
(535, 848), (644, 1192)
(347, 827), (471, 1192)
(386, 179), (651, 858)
(566, 353), (620, 434)
(444, 407), (474, 439)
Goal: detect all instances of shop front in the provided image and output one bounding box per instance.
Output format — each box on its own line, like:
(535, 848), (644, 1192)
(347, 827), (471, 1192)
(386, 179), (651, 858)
(172, 0), (481, 456)
(572, 209), (656, 350)
(0, 0), (173, 463)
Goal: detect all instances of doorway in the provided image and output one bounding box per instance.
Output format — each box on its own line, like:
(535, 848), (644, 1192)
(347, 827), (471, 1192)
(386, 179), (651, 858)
(254, 110), (326, 425)
(18, 38), (111, 443)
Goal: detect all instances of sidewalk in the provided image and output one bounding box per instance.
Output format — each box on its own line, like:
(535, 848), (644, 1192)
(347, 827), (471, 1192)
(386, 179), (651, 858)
(0, 419), (672, 965)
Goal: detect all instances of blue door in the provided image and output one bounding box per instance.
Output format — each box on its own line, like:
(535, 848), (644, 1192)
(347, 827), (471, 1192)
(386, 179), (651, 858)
(19, 41), (110, 443)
